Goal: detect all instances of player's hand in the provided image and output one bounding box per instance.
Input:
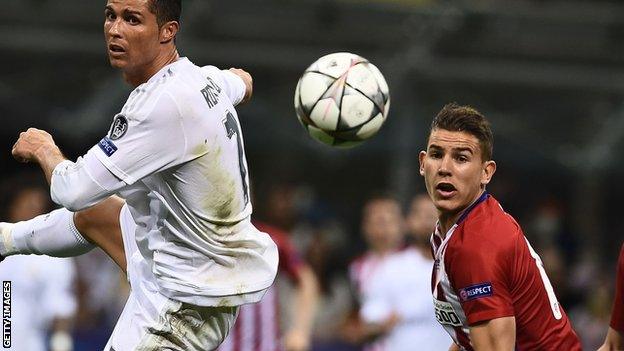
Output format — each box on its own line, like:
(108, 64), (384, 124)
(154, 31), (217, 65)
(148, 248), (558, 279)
(283, 328), (310, 351)
(380, 312), (401, 334)
(12, 128), (60, 163)
(229, 68), (253, 104)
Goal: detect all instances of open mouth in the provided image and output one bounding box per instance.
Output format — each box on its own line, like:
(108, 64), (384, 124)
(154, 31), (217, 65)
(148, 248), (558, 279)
(435, 182), (457, 197)
(109, 44), (125, 54)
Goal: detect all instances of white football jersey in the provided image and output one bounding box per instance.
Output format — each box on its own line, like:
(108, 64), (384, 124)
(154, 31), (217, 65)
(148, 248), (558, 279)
(90, 58), (278, 306)
(350, 248), (450, 351)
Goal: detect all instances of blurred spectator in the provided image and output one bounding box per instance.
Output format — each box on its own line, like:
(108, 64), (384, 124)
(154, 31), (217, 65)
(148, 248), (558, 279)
(405, 194), (453, 348)
(72, 250), (128, 351)
(305, 222), (354, 351)
(343, 193), (448, 350)
(0, 174), (76, 351)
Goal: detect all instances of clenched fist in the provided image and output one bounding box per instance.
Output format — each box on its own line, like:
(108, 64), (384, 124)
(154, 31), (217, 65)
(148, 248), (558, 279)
(12, 128), (60, 163)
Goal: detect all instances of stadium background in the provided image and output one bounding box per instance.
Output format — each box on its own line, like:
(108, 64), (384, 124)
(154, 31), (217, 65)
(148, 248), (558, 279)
(0, 0), (622, 349)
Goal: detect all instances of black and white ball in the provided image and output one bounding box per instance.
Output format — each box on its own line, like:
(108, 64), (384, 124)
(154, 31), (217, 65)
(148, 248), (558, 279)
(294, 52), (390, 147)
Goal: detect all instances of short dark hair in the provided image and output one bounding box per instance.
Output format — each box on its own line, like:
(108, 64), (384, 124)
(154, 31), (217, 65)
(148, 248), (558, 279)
(430, 103), (494, 161)
(148, 0), (182, 28)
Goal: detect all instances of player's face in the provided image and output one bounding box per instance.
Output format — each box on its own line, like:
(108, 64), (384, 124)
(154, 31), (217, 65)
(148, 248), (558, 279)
(419, 129), (496, 221)
(407, 195), (438, 241)
(104, 0), (161, 72)
(362, 199), (404, 253)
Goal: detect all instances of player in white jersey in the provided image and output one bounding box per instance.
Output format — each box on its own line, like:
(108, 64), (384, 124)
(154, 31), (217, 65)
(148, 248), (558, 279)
(346, 194), (448, 351)
(4, 0), (278, 350)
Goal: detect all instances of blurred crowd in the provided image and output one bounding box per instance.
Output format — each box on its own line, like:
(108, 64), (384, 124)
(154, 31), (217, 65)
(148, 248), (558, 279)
(0, 172), (615, 350)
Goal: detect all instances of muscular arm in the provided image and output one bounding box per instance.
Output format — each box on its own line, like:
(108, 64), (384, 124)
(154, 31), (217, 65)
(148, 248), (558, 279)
(284, 264), (319, 351)
(598, 327), (624, 351)
(469, 317), (516, 351)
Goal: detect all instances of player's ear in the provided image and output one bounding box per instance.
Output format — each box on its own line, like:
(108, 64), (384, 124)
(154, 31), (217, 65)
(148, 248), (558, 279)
(159, 21), (179, 44)
(418, 151), (427, 176)
(481, 160), (496, 186)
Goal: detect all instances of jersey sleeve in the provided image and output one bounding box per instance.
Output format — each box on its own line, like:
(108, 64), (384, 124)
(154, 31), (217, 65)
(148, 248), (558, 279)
(611, 243), (624, 333)
(448, 232), (515, 325)
(90, 92), (192, 184)
(200, 66), (246, 106)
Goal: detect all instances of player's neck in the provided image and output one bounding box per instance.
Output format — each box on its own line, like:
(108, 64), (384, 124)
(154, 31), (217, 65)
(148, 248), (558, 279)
(438, 191), (486, 237)
(123, 48), (180, 87)
(438, 213), (461, 238)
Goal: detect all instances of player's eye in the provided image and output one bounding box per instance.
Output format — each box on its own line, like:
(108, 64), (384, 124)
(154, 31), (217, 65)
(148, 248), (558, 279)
(429, 151), (442, 159)
(105, 11), (116, 21)
(126, 15), (140, 25)
(456, 155), (469, 163)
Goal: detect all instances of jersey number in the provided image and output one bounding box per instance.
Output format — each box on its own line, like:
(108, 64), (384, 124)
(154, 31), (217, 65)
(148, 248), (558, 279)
(435, 309), (461, 326)
(525, 238), (563, 320)
(223, 111), (250, 206)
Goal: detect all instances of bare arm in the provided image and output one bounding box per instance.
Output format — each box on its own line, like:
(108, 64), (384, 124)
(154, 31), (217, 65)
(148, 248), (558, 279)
(598, 327), (624, 351)
(469, 316), (516, 351)
(12, 128), (66, 184)
(284, 265), (319, 351)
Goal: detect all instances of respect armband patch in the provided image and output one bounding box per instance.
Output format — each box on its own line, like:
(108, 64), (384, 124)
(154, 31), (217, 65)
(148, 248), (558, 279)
(98, 137), (118, 157)
(458, 282), (493, 302)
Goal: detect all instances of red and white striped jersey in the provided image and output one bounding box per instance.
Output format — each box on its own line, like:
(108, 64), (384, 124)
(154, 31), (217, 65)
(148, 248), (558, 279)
(431, 193), (581, 351)
(217, 222), (304, 351)
(610, 243), (624, 333)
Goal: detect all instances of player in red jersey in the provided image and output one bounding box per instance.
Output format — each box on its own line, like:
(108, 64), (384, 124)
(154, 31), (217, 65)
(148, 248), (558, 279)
(419, 103), (582, 351)
(599, 244), (624, 350)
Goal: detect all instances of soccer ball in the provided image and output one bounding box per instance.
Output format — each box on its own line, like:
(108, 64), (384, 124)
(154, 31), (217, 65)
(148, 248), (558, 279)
(294, 52), (390, 148)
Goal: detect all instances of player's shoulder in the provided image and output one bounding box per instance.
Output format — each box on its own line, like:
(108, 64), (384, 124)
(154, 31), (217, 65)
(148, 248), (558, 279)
(450, 195), (522, 256)
(464, 195), (521, 239)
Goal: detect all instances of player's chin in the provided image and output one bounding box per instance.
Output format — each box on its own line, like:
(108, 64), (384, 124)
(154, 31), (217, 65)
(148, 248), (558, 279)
(432, 197), (462, 215)
(108, 57), (127, 69)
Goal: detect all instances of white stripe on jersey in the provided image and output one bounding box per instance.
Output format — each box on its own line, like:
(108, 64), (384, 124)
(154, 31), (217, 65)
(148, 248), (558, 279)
(432, 225), (470, 346)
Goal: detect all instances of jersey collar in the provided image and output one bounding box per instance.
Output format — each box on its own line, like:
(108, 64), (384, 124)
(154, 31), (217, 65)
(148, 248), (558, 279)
(456, 191), (489, 225)
(431, 191), (489, 251)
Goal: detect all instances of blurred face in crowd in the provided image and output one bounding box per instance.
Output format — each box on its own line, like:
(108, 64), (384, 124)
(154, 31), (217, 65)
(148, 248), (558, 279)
(362, 199), (404, 254)
(419, 129), (496, 227)
(406, 194), (438, 243)
(9, 188), (50, 222)
(104, 0), (178, 84)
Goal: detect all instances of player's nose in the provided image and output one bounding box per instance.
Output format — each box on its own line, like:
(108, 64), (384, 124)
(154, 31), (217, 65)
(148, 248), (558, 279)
(437, 155), (452, 176)
(106, 18), (122, 38)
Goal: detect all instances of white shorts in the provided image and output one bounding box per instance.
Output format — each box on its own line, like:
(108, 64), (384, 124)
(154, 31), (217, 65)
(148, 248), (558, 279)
(104, 205), (239, 351)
